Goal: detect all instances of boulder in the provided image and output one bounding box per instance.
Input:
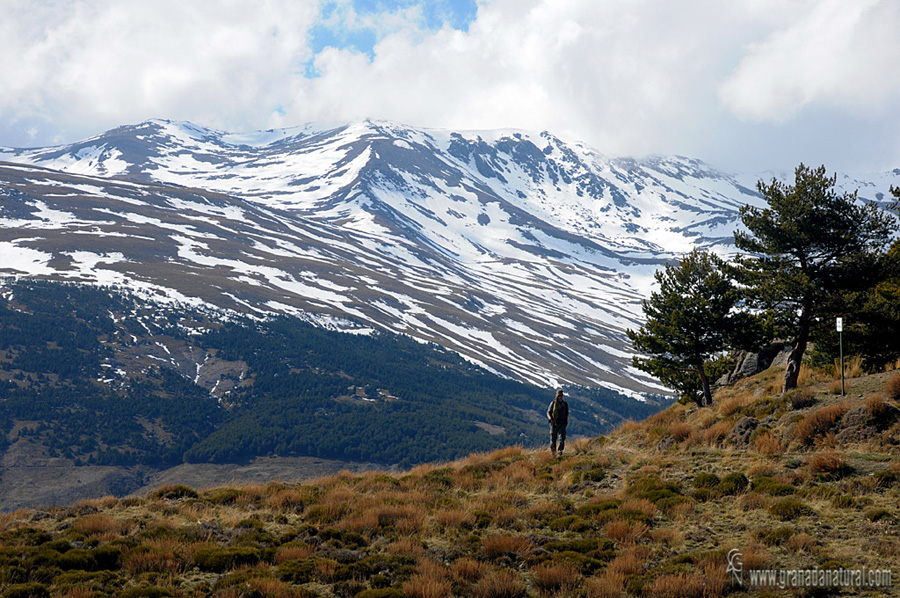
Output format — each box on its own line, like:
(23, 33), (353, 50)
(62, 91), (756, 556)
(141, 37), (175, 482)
(717, 344), (793, 387)
(729, 417), (759, 448)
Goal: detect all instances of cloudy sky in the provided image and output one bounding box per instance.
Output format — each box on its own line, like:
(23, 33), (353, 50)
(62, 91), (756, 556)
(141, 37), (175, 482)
(2, 0), (899, 173)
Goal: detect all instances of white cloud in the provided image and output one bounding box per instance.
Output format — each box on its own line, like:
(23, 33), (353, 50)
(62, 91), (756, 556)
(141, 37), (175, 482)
(718, 0), (900, 122)
(0, 0), (318, 140)
(1, 0), (899, 173)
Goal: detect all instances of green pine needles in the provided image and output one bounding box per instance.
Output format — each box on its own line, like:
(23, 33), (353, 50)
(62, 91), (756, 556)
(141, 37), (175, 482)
(630, 164), (899, 405)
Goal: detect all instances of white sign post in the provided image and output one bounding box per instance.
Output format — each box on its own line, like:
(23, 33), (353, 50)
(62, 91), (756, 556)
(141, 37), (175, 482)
(837, 318), (844, 396)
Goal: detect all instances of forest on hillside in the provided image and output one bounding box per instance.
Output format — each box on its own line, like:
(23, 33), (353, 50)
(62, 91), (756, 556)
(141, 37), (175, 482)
(0, 280), (668, 469)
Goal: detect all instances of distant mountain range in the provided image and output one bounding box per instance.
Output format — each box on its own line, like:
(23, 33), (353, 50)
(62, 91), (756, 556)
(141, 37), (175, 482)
(2, 119), (898, 395)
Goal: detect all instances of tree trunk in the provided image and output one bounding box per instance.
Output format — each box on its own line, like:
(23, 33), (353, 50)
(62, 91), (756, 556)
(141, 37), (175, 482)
(783, 300), (812, 393)
(696, 364), (712, 407)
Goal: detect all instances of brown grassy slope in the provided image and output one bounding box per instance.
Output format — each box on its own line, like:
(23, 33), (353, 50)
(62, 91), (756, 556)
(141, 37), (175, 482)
(1, 366), (899, 597)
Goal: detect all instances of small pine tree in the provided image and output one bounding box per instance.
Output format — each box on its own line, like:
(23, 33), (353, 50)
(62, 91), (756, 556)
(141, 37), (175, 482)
(734, 164), (894, 393)
(628, 249), (758, 407)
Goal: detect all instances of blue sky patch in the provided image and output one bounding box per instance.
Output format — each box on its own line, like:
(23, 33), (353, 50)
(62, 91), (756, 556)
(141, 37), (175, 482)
(305, 0), (477, 76)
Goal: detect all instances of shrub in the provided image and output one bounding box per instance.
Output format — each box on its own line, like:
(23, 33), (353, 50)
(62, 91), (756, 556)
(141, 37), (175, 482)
(754, 526), (793, 546)
(548, 515), (591, 532)
(626, 476), (686, 508)
(751, 476), (797, 496)
(544, 537), (614, 555)
(769, 498), (815, 520)
(831, 494), (856, 509)
(692, 473), (720, 489)
(573, 467), (607, 483)
(201, 488), (244, 505)
(874, 467), (900, 488)
(193, 546), (261, 573)
(3, 583), (50, 598)
(865, 508), (893, 523)
(576, 500), (621, 518)
(788, 388), (818, 410)
(55, 548), (97, 571)
(277, 558), (318, 584)
(149, 484), (198, 500)
(718, 472), (749, 495)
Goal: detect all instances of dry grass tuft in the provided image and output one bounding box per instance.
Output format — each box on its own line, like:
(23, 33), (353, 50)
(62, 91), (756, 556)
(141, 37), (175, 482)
(403, 561), (453, 598)
(741, 545), (771, 570)
(619, 498), (658, 518)
(605, 520), (649, 544)
(883, 374), (900, 401)
(274, 543), (314, 564)
(472, 568), (527, 598)
(266, 487), (308, 512)
(753, 431), (781, 456)
(641, 572), (705, 598)
(482, 535), (534, 559)
(786, 533), (817, 553)
(453, 557), (489, 582)
(650, 527), (683, 547)
(530, 562), (580, 595)
(798, 363), (829, 386)
(607, 548), (644, 576)
(738, 492), (770, 511)
(386, 536), (426, 558)
(845, 355), (866, 378)
(434, 508), (476, 531)
(123, 542), (182, 574)
(669, 422), (693, 443)
(702, 421), (733, 446)
(718, 391), (756, 417)
(586, 570), (625, 598)
(73, 513), (127, 536)
(806, 451), (851, 479)
(793, 402), (851, 446)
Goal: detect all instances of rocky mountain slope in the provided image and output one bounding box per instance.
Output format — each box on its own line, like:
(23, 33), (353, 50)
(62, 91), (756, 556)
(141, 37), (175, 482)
(2, 120), (897, 393)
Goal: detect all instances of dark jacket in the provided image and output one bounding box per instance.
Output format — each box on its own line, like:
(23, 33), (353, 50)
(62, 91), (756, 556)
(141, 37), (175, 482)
(547, 398), (568, 427)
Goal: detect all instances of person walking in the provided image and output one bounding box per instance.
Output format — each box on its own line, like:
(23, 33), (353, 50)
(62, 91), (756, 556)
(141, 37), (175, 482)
(547, 389), (568, 457)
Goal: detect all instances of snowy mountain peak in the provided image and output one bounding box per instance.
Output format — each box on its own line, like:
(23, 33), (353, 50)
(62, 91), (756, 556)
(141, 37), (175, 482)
(2, 120), (897, 394)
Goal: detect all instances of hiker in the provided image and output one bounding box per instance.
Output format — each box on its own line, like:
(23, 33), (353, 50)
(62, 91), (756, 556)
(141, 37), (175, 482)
(547, 389), (568, 457)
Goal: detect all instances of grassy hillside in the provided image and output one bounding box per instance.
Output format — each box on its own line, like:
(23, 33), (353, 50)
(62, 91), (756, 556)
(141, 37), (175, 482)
(1, 365), (898, 597)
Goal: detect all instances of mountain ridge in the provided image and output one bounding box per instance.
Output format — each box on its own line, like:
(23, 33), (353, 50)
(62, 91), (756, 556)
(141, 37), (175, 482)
(2, 120), (898, 396)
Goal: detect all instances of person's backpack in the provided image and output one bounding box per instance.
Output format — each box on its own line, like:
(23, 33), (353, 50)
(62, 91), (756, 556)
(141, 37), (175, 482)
(551, 399), (568, 426)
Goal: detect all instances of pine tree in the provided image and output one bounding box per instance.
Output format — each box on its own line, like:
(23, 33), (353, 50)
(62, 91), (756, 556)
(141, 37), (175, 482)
(627, 249), (757, 407)
(734, 164), (895, 393)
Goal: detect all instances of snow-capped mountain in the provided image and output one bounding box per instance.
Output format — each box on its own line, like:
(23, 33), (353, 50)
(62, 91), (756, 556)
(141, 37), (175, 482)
(2, 120), (897, 394)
